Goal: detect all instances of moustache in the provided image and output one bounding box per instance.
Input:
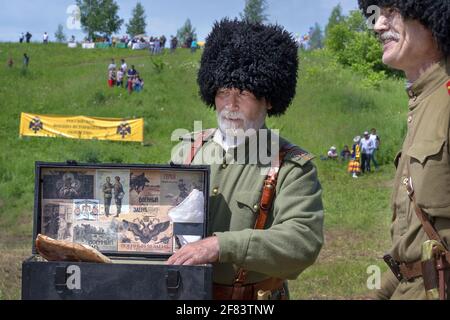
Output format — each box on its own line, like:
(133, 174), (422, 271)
(219, 110), (245, 121)
(378, 31), (400, 43)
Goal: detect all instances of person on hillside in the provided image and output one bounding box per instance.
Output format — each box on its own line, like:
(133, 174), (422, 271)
(160, 35), (167, 50)
(108, 68), (116, 87)
(369, 128), (380, 170)
(191, 39), (198, 54)
(23, 53), (30, 68)
(116, 68), (124, 88)
(360, 131), (374, 173)
(348, 136), (361, 178)
(127, 65), (137, 94)
(43, 32), (49, 44)
(19, 32), (24, 43)
(133, 76), (144, 92)
(170, 36), (178, 54)
(327, 146), (338, 159)
(120, 59), (127, 73)
(340, 145), (352, 161)
(25, 32), (32, 43)
(359, 0), (450, 300)
(185, 35), (193, 49)
(108, 59), (116, 71)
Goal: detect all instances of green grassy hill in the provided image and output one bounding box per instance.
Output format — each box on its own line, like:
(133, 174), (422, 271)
(0, 43), (408, 299)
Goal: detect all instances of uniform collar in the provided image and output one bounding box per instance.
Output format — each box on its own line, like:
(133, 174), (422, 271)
(407, 57), (450, 107)
(210, 125), (279, 165)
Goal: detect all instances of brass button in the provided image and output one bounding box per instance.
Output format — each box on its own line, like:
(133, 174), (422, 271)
(212, 188), (219, 195)
(408, 115), (413, 123)
(402, 177), (409, 185)
(221, 164), (227, 169)
(253, 204), (259, 211)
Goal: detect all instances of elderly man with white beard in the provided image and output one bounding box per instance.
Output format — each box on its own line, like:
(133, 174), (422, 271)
(167, 19), (324, 300)
(359, 0), (450, 300)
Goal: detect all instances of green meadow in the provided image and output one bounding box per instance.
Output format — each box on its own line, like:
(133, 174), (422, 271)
(0, 43), (408, 299)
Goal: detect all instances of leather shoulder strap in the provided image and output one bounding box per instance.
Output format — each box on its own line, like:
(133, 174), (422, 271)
(406, 159), (447, 249)
(233, 143), (298, 288)
(254, 143), (297, 230)
(183, 129), (216, 165)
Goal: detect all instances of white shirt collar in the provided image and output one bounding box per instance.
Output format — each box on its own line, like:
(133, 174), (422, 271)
(213, 129), (246, 152)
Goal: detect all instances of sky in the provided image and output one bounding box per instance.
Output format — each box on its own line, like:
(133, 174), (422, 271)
(0, 0), (359, 42)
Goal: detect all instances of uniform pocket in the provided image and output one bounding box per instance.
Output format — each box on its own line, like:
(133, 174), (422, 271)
(229, 191), (262, 230)
(235, 191), (261, 215)
(406, 139), (450, 209)
(407, 140), (445, 165)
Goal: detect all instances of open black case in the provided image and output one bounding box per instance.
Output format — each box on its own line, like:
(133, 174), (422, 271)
(22, 162), (213, 300)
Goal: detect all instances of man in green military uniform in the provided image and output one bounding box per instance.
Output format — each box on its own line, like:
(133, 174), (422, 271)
(166, 19), (324, 300)
(359, 0), (450, 299)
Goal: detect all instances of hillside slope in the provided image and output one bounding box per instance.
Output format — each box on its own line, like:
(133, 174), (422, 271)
(0, 43), (409, 299)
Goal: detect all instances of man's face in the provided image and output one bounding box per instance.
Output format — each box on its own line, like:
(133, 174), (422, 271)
(215, 88), (269, 134)
(374, 7), (437, 71)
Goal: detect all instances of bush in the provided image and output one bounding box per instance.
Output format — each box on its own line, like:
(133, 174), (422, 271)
(325, 10), (402, 87)
(151, 56), (165, 73)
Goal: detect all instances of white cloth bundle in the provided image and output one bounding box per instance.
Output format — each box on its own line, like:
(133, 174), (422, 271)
(168, 189), (204, 223)
(168, 189), (204, 245)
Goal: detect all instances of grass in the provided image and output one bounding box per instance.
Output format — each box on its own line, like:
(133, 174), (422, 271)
(0, 43), (408, 299)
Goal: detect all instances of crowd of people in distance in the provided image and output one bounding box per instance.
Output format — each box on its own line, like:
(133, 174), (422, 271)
(107, 59), (144, 94)
(323, 128), (381, 179)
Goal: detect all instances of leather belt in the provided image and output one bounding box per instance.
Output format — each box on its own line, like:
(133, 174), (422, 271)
(213, 278), (286, 300)
(385, 253), (450, 282)
(399, 261), (423, 281)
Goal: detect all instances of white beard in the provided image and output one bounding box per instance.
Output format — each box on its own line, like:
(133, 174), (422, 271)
(217, 108), (266, 135)
(216, 108), (267, 150)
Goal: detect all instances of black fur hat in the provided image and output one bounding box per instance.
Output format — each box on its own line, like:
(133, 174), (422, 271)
(197, 18), (299, 117)
(358, 0), (450, 57)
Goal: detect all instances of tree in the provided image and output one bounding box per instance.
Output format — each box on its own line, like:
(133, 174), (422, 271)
(176, 19), (197, 48)
(240, 0), (268, 24)
(54, 24), (66, 43)
(126, 2), (146, 37)
(308, 23), (324, 50)
(324, 9), (401, 86)
(76, 0), (123, 40)
(325, 4), (344, 37)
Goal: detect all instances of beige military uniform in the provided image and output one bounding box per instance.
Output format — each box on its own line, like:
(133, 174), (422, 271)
(376, 58), (450, 299)
(171, 128), (324, 286)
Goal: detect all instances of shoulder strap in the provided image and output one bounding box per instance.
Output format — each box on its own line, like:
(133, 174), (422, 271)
(183, 129), (216, 165)
(406, 159), (447, 249)
(232, 143), (298, 290)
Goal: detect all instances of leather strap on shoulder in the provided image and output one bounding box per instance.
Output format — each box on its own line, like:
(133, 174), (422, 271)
(233, 143), (298, 291)
(406, 159), (447, 249)
(183, 129), (216, 165)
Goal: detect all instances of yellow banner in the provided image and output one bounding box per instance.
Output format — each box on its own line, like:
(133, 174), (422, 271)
(19, 113), (144, 143)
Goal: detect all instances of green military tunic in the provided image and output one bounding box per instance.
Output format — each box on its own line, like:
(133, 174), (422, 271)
(376, 58), (450, 300)
(171, 129), (324, 285)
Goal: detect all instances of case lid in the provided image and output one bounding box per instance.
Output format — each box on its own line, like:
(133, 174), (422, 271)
(33, 162), (210, 259)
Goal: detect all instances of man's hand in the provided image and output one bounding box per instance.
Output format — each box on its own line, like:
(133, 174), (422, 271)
(167, 236), (219, 266)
